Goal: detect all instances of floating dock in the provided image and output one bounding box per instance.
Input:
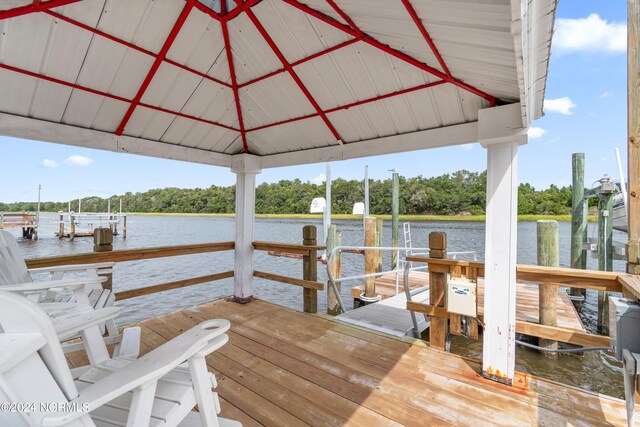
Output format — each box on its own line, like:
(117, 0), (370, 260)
(66, 299), (633, 426)
(343, 271), (585, 337)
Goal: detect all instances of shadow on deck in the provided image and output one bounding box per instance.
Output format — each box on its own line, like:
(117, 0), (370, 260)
(67, 298), (631, 426)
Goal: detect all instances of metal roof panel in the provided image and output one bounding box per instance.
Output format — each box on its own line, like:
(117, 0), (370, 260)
(62, 90), (129, 133)
(248, 117), (335, 155)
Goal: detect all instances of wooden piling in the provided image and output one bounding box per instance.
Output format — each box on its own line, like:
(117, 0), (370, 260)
(391, 171), (400, 270)
(598, 194), (614, 334)
(429, 232), (449, 351)
(58, 213), (64, 239)
(69, 215), (76, 241)
(375, 218), (383, 273)
(93, 227), (113, 290)
(364, 217), (377, 299)
(303, 225), (318, 313)
(628, 0), (640, 274)
(123, 215), (127, 239)
(326, 225), (342, 315)
(570, 153), (587, 298)
(537, 220), (559, 357)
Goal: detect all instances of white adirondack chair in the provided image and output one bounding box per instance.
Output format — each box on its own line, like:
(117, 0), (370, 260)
(0, 230), (123, 352)
(0, 291), (241, 427)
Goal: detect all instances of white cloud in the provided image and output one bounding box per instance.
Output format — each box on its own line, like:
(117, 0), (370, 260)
(544, 97), (576, 115)
(527, 127), (547, 139)
(310, 173), (326, 185)
(65, 155), (94, 167)
(600, 91), (612, 98)
(41, 159), (58, 168)
(553, 14), (626, 54)
(460, 143), (474, 150)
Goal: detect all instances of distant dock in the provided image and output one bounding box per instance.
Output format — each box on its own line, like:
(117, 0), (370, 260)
(55, 212), (127, 240)
(0, 212), (38, 240)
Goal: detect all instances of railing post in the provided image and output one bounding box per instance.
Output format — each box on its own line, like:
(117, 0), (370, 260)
(326, 225), (342, 315)
(303, 225), (318, 313)
(94, 227), (113, 291)
(537, 220), (559, 357)
(364, 217), (378, 301)
(598, 190), (614, 334)
(429, 232), (449, 351)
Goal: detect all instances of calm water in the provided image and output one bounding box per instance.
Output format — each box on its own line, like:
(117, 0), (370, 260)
(11, 213), (629, 397)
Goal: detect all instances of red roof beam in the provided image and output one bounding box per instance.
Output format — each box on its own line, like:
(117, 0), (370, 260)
(221, 20), (249, 153)
(115, 3), (193, 136)
(223, 0), (262, 22)
(282, 0), (498, 105)
(245, 9), (342, 142)
(44, 11), (231, 89)
(0, 63), (239, 133)
(0, 0), (80, 20)
(401, 0), (451, 77)
(238, 37), (360, 88)
(246, 79), (447, 133)
(325, 0), (360, 33)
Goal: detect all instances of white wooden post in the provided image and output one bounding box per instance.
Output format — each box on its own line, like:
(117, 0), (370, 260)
(231, 154), (261, 302)
(478, 103), (527, 384)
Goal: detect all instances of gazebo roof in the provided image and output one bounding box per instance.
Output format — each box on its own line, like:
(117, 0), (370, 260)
(0, 0), (556, 168)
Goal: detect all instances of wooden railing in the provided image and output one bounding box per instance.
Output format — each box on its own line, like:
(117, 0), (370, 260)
(405, 255), (639, 348)
(26, 242), (235, 301)
(253, 226), (326, 313)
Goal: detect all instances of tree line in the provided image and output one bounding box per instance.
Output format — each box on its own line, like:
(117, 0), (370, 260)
(0, 170), (575, 216)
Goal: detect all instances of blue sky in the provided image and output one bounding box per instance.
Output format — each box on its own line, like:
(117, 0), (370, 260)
(0, 1), (629, 203)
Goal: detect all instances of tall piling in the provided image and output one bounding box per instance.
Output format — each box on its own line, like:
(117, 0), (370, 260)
(364, 217), (378, 300)
(429, 232), (448, 351)
(537, 220), (559, 357)
(570, 153), (587, 299)
(597, 191), (614, 334)
(376, 218), (383, 273)
(391, 171), (400, 270)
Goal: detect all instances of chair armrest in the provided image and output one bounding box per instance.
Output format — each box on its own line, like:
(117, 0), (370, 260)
(0, 278), (105, 293)
(29, 262), (115, 275)
(53, 306), (121, 341)
(41, 320), (230, 426)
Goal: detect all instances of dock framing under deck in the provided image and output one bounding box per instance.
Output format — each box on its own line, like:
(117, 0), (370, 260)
(66, 298), (633, 426)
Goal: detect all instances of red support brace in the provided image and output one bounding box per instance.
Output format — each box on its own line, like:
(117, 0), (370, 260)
(221, 20), (249, 153)
(0, 0), (80, 20)
(115, 3), (193, 136)
(247, 80), (447, 133)
(245, 8), (341, 142)
(45, 11), (231, 89)
(0, 63), (239, 133)
(239, 38), (359, 88)
(282, 0), (498, 104)
(401, 0), (451, 77)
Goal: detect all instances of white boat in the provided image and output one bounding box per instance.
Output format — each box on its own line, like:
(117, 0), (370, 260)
(613, 192), (628, 232)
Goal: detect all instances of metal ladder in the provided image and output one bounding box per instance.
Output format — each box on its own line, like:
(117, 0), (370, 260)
(403, 222), (413, 269)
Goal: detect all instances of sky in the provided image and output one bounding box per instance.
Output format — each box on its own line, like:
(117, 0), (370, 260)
(0, 1), (630, 203)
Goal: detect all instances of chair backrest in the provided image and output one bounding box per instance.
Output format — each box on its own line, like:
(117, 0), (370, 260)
(0, 230), (32, 285)
(0, 291), (78, 402)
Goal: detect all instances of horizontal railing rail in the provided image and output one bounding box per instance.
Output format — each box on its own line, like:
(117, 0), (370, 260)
(25, 242), (235, 268)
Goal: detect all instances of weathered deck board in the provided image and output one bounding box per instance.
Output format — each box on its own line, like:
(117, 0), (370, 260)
(352, 271), (585, 331)
(65, 298), (637, 426)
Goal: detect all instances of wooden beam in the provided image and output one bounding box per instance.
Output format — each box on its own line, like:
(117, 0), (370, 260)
(619, 274), (640, 300)
(253, 270), (324, 291)
(25, 242), (235, 268)
(253, 241), (325, 255)
(115, 271), (234, 301)
(516, 265), (621, 292)
(406, 301), (448, 318)
(515, 321), (610, 348)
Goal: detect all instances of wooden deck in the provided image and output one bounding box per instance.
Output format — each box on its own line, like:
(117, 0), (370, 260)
(67, 298), (632, 426)
(353, 271), (585, 331)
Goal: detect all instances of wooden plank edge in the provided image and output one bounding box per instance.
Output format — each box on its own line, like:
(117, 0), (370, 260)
(253, 270), (324, 291)
(515, 321), (610, 348)
(115, 271), (234, 300)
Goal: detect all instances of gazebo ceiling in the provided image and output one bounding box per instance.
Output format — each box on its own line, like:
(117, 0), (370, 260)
(0, 0), (556, 167)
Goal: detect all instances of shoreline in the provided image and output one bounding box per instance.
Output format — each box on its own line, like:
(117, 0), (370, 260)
(119, 212), (593, 222)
